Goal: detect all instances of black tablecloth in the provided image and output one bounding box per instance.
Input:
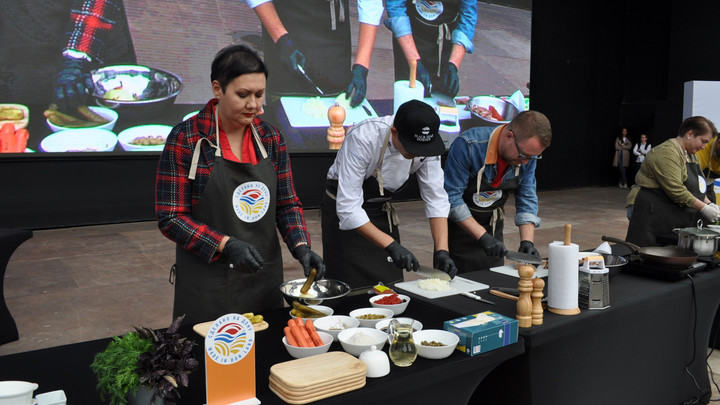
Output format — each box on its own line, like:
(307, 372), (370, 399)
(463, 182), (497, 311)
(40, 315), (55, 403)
(0, 293), (524, 404)
(0, 228), (33, 345)
(396, 267), (720, 405)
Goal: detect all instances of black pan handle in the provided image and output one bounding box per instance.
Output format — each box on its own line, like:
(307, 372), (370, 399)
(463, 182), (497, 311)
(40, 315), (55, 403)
(601, 235), (641, 254)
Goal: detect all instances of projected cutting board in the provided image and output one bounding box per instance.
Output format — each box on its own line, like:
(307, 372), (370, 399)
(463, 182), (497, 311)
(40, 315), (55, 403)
(280, 96), (378, 128)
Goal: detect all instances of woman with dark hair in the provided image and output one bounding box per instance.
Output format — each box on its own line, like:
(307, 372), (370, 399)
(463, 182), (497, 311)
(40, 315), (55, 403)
(626, 116), (720, 246)
(156, 45), (324, 324)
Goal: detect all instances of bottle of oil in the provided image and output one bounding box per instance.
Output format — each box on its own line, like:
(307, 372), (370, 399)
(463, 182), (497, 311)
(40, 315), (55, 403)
(388, 319), (417, 367)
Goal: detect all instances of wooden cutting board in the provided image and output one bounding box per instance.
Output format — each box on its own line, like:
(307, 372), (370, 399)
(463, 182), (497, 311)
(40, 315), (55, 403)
(269, 376), (366, 404)
(270, 351), (366, 389)
(192, 320), (268, 337)
(269, 371), (365, 394)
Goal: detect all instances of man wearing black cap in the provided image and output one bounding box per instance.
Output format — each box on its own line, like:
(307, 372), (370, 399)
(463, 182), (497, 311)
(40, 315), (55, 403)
(322, 99), (458, 293)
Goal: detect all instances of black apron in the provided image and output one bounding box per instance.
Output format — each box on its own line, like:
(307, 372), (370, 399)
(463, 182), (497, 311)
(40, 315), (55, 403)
(391, 0), (460, 87)
(626, 153), (706, 247)
(449, 156), (521, 273)
(262, 0), (351, 97)
(172, 112), (282, 325)
(322, 129), (408, 293)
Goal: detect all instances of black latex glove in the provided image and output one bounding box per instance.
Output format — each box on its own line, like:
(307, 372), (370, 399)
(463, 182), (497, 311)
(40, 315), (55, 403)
(433, 250), (458, 279)
(385, 241), (419, 272)
(223, 237), (263, 272)
(345, 64), (368, 108)
(478, 233), (507, 257)
(415, 60), (433, 97)
(275, 33), (306, 75)
(292, 244), (326, 279)
(440, 63), (459, 97)
(54, 56), (94, 114)
(518, 240), (540, 258)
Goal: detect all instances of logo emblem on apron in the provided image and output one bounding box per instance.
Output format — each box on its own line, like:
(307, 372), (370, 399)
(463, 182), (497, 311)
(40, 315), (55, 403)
(415, 1), (443, 21)
(205, 313), (255, 364)
(473, 190), (503, 208)
(233, 181), (270, 223)
(698, 175), (707, 194)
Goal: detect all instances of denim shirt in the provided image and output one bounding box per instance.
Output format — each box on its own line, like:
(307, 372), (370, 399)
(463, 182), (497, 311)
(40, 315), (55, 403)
(383, 0), (478, 54)
(443, 126), (541, 227)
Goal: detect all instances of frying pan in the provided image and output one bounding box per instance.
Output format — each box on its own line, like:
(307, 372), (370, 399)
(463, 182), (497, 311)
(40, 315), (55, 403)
(601, 236), (698, 269)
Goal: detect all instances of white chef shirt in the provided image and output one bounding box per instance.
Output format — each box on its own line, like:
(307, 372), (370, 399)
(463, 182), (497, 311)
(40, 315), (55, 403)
(245, 0), (385, 25)
(326, 115), (450, 231)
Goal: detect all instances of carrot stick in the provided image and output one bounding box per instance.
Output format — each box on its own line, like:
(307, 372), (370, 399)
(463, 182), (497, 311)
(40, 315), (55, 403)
(294, 318), (315, 346)
(289, 322), (312, 347)
(14, 128), (28, 153)
(0, 123), (14, 153)
(284, 326), (300, 347)
(305, 319), (324, 346)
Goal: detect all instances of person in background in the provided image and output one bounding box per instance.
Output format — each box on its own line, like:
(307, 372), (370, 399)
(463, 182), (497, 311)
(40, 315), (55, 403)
(626, 116), (720, 246)
(613, 127), (632, 189)
(156, 45), (324, 324)
(630, 133), (651, 186)
(322, 99), (457, 293)
(383, 0), (477, 98)
(246, 0), (383, 108)
(443, 110), (551, 272)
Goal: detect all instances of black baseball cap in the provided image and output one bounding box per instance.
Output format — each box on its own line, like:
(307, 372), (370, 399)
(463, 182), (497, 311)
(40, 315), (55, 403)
(393, 100), (444, 157)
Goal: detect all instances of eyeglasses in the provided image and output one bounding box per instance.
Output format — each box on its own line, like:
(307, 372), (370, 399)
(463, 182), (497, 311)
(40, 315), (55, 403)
(509, 128), (542, 160)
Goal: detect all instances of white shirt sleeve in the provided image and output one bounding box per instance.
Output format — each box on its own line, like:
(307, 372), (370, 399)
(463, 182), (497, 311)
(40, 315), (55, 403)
(357, 0), (385, 25)
(413, 156), (451, 218)
(245, 0), (272, 8)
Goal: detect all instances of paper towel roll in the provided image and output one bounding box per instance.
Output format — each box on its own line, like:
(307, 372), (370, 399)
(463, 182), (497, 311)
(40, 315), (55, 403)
(547, 241), (579, 311)
(393, 80), (424, 114)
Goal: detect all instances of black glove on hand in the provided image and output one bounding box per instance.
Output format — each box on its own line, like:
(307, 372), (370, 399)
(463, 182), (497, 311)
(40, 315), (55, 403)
(415, 60), (433, 97)
(385, 241), (419, 272)
(54, 56), (94, 114)
(345, 64), (368, 107)
(275, 33), (306, 74)
(440, 63), (459, 97)
(433, 250), (458, 279)
(292, 244), (326, 279)
(223, 237), (263, 272)
(518, 240), (540, 258)
(478, 233), (507, 257)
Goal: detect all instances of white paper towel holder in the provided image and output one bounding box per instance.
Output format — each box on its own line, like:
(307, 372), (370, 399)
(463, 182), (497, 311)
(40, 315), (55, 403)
(548, 224), (581, 316)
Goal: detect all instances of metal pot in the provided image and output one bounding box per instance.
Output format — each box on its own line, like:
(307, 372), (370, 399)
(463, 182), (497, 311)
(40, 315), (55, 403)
(673, 220), (720, 257)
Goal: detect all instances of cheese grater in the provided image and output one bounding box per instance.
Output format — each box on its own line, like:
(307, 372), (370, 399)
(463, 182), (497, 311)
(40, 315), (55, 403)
(578, 256), (610, 309)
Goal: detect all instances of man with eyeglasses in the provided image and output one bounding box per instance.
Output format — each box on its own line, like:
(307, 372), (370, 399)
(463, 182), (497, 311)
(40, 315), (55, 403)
(443, 110), (552, 272)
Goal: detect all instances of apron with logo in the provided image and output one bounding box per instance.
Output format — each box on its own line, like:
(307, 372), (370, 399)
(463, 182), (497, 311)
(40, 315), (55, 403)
(322, 129), (409, 293)
(449, 161), (521, 273)
(171, 112), (282, 325)
(626, 148), (706, 247)
(391, 0), (460, 86)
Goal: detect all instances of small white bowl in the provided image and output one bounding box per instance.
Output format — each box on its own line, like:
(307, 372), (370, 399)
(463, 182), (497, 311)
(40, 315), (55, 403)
(337, 327), (388, 357)
(374, 317), (423, 334)
(289, 305), (333, 321)
(413, 329), (460, 359)
(117, 124), (173, 151)
(46, 106), (118, 132)
(312, 315), (360, 342)
(40, 128), (117, 152)
(183, 110), (200, 121)
(349, 307), (394, 328)
(369, 293), (410, 315)
(282, 330), (333, 359)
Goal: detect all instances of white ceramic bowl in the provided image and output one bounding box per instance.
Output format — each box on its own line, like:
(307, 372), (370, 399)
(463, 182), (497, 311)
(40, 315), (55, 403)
(46, 106), (118, 132)
(413, 329), (460, 359)
(289, 305), (333, 321)
(374, 317), (423, 334)
(0, 381), (38, 405)
(40, 128), (118, 152)
(337, 327), (388, 357)
(369, 293), (410, 315)
(117, 124), (173, 151)
(282, 330), (333, 359)
(349, 307), (394, 328)
(312, 315), (360, 342)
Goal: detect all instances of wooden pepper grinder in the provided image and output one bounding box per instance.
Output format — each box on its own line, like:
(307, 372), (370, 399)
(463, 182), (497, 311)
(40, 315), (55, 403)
(516, 264), (534, 328)
(531, 277), (545, 325)
(326, 102), (346, 150)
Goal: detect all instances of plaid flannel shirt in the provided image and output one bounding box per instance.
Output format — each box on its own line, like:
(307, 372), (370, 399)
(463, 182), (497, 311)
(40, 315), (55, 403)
(65, 0), (121, 62)
(155, 99), (310, 263)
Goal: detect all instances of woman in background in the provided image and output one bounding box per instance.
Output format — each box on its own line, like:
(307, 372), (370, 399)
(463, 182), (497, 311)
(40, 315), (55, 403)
(612, 127), (632, 188)
(630, 133), (651, 185)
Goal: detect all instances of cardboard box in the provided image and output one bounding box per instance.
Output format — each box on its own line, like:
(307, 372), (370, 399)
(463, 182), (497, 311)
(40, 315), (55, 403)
(443, 311), (518, 356)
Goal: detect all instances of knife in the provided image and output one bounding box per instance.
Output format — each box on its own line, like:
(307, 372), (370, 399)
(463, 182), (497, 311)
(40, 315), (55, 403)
(296, 65), (324, 95)
(460, 291), (495, 305)
(415, 265), (452, 281)
(505, 250), (544, 265)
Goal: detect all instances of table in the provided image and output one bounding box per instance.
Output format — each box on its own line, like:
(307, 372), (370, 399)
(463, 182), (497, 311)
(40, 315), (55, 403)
(0, 229), (33, 345)
(0, 293), (524, 404)
(397, 267), (720, 405)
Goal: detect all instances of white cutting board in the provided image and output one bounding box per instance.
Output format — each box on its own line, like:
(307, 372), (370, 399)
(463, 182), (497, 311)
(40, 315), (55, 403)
(280, 96), (378, 127)
(490, 264), (549, 278)
(394, 276), (489, 299)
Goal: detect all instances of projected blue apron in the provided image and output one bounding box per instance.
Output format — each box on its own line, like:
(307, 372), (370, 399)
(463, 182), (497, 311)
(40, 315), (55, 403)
(172, 114), (282, 324)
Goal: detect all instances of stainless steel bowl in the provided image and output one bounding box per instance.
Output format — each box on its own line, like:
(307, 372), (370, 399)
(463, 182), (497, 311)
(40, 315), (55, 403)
(467, 95), (519, 124)
(279, 278), (351, 308)
(90, 65), (183, 114)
